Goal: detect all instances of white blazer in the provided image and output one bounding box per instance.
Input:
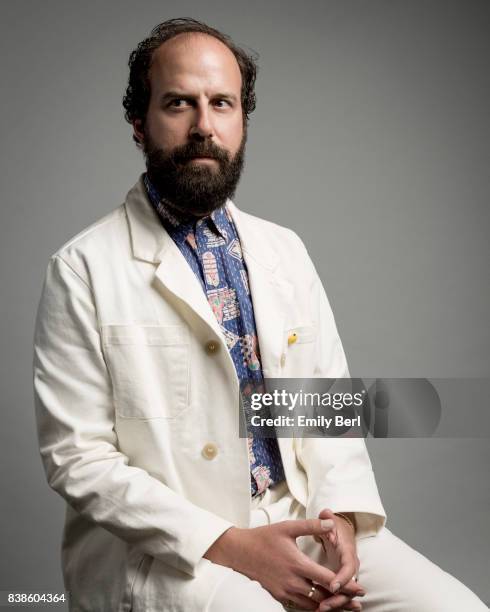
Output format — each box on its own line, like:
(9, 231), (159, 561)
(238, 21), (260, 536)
(33, 176), (386, 611)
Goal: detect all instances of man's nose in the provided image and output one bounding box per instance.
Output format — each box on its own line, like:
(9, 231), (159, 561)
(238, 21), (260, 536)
(189, 104), (214, 141)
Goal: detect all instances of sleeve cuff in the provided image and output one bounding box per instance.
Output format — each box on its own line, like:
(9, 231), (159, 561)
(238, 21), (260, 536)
(305, 486), (387, 540)
(174, 513), (235, 576)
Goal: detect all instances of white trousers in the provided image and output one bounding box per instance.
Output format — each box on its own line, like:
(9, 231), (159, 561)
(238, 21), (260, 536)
(204, 482), (488, 612)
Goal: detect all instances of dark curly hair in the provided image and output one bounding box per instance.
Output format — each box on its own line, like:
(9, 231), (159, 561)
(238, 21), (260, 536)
(122, 17), (259, 145)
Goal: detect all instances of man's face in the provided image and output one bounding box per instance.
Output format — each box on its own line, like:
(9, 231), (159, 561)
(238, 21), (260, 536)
(134, 33), (246, 217)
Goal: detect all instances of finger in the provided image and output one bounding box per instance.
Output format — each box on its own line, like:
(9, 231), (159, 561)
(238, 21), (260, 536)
(282, 593), (317, 610)
(316, 533), (337, 557)
(318, 592), (360, 611)
(318, 508), (335, 519)
(315, 528), (338, 544)
(318, 508), (343, 527)
(319, 507), (345, 542)
(342, 602), (363, 611)
(325, 528), (339, 547)
(285, 518), (336, 539)
(290, 580), (330, 605)
(315, 528), (338, 551)
(299, 556), (366, 598)
(329, 553), (359, 594)
(318, 510), (340, 546)
(317, 516), (360, 593)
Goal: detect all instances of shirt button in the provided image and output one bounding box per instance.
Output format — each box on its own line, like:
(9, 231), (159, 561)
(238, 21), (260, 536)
(205, 340), (220, 354)
(202, 443), (218, 460)
(280, 353), (286, 367)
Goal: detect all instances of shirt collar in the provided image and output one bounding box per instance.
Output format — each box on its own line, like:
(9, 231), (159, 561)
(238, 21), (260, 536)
(144, 173), (229, 245)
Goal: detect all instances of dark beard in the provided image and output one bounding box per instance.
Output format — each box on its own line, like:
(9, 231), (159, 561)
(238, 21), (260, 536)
(143, 131), (246, 217)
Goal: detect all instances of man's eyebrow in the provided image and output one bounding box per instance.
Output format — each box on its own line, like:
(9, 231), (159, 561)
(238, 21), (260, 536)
(213, 92), (238, 102)
(160, 91), (191, 103)
(160, 91), (238, 103)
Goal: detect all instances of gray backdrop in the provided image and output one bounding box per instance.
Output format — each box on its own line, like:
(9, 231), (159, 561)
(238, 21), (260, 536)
(1, 0), (489, 608)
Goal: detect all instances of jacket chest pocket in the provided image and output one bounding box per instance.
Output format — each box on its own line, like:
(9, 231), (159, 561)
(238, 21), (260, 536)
(283, 324), (317, 376)
(101, 324), (190, 419)
(285, 325), (316, 345)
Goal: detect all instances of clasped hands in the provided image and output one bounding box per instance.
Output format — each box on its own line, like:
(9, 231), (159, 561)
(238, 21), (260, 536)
(204, 507), (364, 611)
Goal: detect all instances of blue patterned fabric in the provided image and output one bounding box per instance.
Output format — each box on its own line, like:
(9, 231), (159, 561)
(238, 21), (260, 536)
(144, 174), (285, 496)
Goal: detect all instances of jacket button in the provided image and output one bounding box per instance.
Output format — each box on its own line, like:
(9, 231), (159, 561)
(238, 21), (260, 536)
(202, 443), (218, 460)
(280, 353), (286, 367)
(205, 340), (220, 354)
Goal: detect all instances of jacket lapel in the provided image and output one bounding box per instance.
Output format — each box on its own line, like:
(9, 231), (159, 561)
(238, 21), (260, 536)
(227, 202), (294, 378)
(124, 176), (294, 376)
(227, 202), (296, 463)
(124, 176), (223, 338)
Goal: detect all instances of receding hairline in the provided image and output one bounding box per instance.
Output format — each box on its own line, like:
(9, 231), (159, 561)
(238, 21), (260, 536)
(151, 30), (241, 63)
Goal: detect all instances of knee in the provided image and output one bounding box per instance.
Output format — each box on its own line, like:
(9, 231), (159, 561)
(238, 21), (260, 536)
(400, 570), (488, 612)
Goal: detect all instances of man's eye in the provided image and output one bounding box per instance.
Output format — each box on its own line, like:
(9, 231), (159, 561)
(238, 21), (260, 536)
(214, 99), (231, 108)
(168, 99), (190, 108)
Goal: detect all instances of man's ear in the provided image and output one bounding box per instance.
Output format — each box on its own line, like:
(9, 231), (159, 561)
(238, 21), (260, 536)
(132, 119), (145, 147)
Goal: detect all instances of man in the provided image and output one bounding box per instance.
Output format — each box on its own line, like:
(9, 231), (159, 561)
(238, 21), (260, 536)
(33, 18), (487, 612)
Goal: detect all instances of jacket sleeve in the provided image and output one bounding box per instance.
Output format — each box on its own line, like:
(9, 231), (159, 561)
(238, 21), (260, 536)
(296, 244), (387, 539)
(33, 254), (233, 576)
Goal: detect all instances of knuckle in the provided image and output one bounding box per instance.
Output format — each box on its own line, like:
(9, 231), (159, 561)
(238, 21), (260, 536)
(288, 579), (304, 594)
(276, 588), (288, 600)
(309, 518), (321, 530)
(331, 594), (352, 607)
(293, 552), (310, 573)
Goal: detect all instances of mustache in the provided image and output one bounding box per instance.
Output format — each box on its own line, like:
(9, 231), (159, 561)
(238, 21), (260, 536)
(170, 141), (230, 165)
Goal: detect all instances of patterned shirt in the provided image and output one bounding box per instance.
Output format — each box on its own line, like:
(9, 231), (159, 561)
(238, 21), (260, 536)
(144, 175), (285, 496)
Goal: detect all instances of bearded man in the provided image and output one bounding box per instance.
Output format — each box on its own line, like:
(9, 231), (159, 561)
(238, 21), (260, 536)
(33, 17), (488, 612)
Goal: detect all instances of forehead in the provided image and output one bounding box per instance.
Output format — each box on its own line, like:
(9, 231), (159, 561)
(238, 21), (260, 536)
(148, 33), (242, 96)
